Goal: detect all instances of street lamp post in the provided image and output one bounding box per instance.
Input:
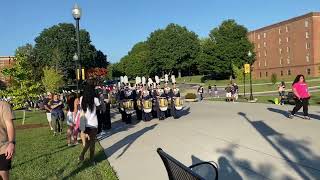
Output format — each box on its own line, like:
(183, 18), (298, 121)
(248, 51), (254, 101)
(72, 4), (82, 92)
(73, 53), (79, 92)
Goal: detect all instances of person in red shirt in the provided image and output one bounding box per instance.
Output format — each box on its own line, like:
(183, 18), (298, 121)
(288, 74), (311, 119)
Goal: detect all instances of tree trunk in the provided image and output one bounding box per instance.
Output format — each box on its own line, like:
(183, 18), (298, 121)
(178, 70), (181, 78)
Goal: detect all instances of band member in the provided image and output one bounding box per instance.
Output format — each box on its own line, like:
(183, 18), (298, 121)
(134, 77), (143, 121)
(123, 83), (134, 124)
(141, 84), (153, 121)
(170, 75), (181, 119)
(164, 82), (171, 117)
(155, 75), (166, 120)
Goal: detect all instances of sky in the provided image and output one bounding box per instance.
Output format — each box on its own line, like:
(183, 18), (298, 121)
(0, 0), (319, 63)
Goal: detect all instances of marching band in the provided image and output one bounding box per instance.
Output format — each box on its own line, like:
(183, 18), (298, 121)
(116, 74), (183, 123)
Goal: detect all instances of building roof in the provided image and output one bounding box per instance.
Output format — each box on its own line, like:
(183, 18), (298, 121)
(249, 12), (320, 33)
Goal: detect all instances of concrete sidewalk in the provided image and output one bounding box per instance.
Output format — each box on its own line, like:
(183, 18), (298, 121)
(99, 102), (320, 180)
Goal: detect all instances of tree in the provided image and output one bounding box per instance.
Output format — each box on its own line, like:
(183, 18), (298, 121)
(208, 20), (255, 78)
(147, 23), (200, 77)
(271, 73), (277, 85)
(42, 66), (64, 93)
(33, 23), (108, 81)
(1, 47), (41, 110)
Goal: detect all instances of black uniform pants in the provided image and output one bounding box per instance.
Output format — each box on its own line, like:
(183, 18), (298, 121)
(291, 98), (309, 116)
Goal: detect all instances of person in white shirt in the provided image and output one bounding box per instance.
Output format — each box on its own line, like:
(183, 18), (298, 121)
(79, 84), (100, 165)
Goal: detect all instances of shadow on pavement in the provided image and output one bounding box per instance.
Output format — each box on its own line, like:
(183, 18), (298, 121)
(267, 107), (320, 120)
(237, 112), (320, 179)
(104, 124), (157, 159)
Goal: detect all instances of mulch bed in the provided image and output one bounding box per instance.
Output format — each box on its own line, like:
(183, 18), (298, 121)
(15, 124), (47, 130)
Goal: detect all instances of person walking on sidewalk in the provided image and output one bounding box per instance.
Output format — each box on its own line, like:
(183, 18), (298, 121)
(288, 75), (311, 119)
(0, 101), (15, 180)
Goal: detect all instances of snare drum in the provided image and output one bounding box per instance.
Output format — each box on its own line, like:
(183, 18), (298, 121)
(123, 99), (134, 110)
(143, 99), (152, 113)
(174, 97), (183, 110)
(159, 97), (168, 111)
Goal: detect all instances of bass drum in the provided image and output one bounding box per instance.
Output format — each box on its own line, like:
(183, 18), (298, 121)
(174, 97), (183, 110)
(143, 99), (152, 113)
(159, 97), (168, 111)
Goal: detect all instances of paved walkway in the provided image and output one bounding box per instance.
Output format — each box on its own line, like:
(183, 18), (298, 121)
(99, 102), (320, 180)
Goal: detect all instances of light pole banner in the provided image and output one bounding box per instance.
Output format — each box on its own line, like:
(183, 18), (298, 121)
(244, 64), (250, 74)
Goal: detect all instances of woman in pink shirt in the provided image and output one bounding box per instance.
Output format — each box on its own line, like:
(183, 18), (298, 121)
(288, 74), (311, 119)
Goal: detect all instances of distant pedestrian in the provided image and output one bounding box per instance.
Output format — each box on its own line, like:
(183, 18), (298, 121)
(288, 75), (311, 119)
(50, 93), (64, 136)
(66, 93), (76, 146)
(197, 85), (204, 101)
(208, 84), (212, 96)
(43, 92), (53, 131)
(278, 81), (286, 105)
(233, 83), (239, 101)
(214, 85), (219, 98)
(0, 101), (15, 180)
(225, 84), (232, 102)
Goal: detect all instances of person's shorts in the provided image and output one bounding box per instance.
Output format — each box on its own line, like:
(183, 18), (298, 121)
(226, 92), (232, 98)
(46, 113), (52, 122)
(279, 91), (285, 96)
(0, 154), (12, 171)
(66, 111), (74, 126)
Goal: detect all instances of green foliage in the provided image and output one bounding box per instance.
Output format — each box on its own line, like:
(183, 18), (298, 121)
(198, 20), (255, 78)
(185, 93), (197, 99)
(33, 23), (108, 80)
(271, 73), (277, 85)
(1, 45), (42, 109)
(147, 23), (200, 76)
(42, 66), (64, 93)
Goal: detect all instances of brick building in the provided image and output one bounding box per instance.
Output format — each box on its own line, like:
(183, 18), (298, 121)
(248, 12), (320, 79)
(0, 56), (15, 85)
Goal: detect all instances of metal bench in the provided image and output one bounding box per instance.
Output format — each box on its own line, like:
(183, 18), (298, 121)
(157, 148), (218, 180)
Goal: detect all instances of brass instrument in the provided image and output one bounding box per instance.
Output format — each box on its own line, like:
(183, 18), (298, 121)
(143, 99), (152, 113)
(159, 97), (168, 111)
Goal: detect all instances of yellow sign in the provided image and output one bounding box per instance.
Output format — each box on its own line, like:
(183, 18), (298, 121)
(82, 68), (85, 80)
(76, 69), (80, 80)
(244, 64), (251, 74)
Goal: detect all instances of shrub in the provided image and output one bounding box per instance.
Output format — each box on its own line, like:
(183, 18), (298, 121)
(271, 73), (277, 85)
(185, 93), (197, 99)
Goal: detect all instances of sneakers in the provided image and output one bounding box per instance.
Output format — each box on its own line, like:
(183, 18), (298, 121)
(303, 116), (311, 120)
(288, 113), (293, 119)
(50, 127), (54, 131)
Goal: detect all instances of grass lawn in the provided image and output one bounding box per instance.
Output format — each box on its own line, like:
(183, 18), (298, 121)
(11, 110), (118, 180)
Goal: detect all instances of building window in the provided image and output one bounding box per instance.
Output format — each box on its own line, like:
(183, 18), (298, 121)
(264, 50), (267, 57)
(279, 38), (282, 44)
(306, 55), (310, 62)
(288, 69), (291, 75)
(306, 43), (310, 49)
(307, 68), (311, 75)
(257, 34), (260, 40)
(258, 43), (260, 48)
(286, 26), (289, 32)
(281, 70), (283, 76)
(279, 48), (282, 54)
(305, 20), (309, 28)
(258, 52), (261, 58)
(266, 72), (268, 77)
(287, 57), (290, 64)
(278, 28), (282, 34)
(258, 61), (261, 67)
(263, 42), (266, 47)
(263, 32), (266, 38)
(280, 58), (283, 65)
(286, 37), (289, 42)
(306, 32), (309, 39)
(287, 47), (290, 53)
(259, 72), (262, 78)
(264, 60), (267, 67)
